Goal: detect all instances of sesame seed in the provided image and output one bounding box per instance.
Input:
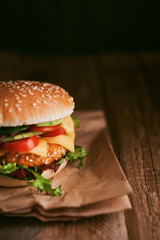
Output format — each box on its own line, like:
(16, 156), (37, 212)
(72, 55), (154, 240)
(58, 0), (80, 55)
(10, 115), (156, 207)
(4, 103), (8, 107)
(18, 108), (22, 111)
(43, 83), (49, 86)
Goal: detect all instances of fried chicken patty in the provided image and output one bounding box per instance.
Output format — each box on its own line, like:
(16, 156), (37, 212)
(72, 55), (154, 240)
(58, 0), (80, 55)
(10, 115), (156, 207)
(0, 144), (67, 167)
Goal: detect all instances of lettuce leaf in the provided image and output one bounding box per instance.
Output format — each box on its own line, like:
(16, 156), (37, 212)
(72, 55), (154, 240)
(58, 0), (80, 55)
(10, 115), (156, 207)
(65, 145), (87, 168)
(0, 162), (19, 174)
(0, 163), (61, 195)
(0, 125), (29, 135)
(0, 145), (86, 194)
(72, 116), (80, 128)
(55, 159), (64, 166)
(27, 177), (61, 195)
(21, 165), (62, 196)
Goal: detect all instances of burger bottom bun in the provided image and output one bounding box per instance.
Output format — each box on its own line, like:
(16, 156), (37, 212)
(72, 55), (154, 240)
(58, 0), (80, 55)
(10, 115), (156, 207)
(41, 158), (68, 179)
(0, 176), (28, 187)
(0, 159), (68, 188)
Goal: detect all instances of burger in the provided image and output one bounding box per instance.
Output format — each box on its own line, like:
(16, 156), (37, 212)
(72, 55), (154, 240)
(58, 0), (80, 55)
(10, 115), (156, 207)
(0, 80), (86, 195)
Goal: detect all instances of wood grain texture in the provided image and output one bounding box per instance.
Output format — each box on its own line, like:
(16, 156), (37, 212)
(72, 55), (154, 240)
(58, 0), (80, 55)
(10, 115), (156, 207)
(0, 53), (102, 110)
(0, 52), (128, 240)
(0, 51), (159, 240)
(99, 53), (160, 240)
(0, 213), (128, 240)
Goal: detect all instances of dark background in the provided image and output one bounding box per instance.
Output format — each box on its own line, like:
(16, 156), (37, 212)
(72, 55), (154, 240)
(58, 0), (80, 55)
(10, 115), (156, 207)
(0, 0), (159, 54)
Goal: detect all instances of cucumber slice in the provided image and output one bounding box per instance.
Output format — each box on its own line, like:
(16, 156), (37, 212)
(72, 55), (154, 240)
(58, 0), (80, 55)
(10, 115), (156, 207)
(37, 120), (61, 127)
(72, 116), (80, 128)
(2, 132), (43, 142)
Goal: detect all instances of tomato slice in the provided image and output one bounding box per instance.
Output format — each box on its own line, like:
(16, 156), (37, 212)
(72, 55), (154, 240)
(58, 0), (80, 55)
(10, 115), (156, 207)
(42, 127), (65, 137)
(0, 136), (39, 152)
(29, 125), (61, 132)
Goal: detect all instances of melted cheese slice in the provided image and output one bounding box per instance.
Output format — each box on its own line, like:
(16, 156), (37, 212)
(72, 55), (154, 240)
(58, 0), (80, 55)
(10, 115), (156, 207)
(0, 139), (48, 158)
(0, 115), (75, 157)
(44, 134), (74, 152)
(60, 116), (75, 135)
(44, 115), (75, 152)
(20, 138), (48, 157)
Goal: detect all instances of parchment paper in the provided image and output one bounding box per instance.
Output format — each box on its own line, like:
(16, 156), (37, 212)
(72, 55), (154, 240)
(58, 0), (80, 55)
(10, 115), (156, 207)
(0, 111), (132, 221)
(2, 195), (131, 221)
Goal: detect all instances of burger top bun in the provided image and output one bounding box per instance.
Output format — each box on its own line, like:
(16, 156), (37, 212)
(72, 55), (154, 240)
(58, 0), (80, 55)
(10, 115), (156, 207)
(0, 159), (68, 187)
(0, 80), (74, 127)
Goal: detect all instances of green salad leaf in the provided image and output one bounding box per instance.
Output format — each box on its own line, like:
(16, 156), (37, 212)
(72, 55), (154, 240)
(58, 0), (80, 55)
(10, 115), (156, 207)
(72, 116), (80, 128)
(27, 178), (61, 195)
(55, 159), (64, 166)
(65, 145), (87, 168)
(0, 145), (86, 194)
(0, 163), (61, 195)
(34, 166), (38, 172)
(0, 162), (19, 174)
(0, 125), (29, 135)
(21, 166), (62, 196)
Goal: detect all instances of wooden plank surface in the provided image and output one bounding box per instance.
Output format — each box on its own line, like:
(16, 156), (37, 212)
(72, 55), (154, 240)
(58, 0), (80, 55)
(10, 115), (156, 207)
(0, 214), (128, 240)
(0, 52), (128, 240)
(0, 51), (160, 240)
(0, 52), (102, 110)
(99, 53), (160, 240)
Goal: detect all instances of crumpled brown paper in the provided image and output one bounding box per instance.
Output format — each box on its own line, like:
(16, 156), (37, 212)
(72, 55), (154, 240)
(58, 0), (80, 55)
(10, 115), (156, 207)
(0, 111), (132, 221)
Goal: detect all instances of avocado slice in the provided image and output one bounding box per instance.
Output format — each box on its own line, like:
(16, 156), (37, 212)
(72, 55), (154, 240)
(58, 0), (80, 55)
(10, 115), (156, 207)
(2, 132), (43, 142)
(37, 119), (61, 127)
(72, 116), (80, 128)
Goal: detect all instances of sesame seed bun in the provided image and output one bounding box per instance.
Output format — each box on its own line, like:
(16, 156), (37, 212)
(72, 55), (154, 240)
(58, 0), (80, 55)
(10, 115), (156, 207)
(0, 80), (74, 127)
(0, 159), (68, 187)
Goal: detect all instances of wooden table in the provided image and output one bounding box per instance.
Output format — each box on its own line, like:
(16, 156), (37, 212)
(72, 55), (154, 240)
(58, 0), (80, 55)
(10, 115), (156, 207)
(0, 52), (160, 240)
